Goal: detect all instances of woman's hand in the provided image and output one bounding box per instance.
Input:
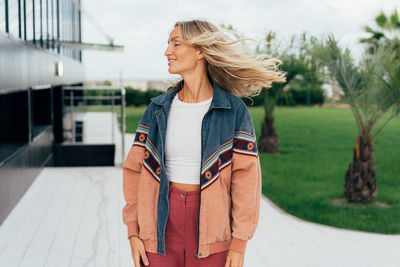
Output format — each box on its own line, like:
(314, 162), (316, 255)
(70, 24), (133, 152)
(129, 236), (149, 266)
(225, 249), (244, 267)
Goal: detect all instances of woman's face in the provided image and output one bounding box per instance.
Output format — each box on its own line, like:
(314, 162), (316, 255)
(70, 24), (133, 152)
(164, 26), (203, 75)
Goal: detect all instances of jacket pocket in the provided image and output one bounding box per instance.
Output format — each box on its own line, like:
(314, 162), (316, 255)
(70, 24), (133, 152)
(137, 170), (158, 240)
(202, 178), (231, 244)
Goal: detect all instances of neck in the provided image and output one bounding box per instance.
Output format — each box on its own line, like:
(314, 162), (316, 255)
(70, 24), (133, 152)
(178, 74), (213, 103)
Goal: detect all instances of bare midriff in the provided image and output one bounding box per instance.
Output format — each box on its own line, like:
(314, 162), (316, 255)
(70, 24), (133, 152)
(169, 181), (200, 192)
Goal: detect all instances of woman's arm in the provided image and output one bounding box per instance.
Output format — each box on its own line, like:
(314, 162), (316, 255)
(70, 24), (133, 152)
(122, 136), (146, 239)
(122, 104), (153, 239)
(229, 104), (262, 253)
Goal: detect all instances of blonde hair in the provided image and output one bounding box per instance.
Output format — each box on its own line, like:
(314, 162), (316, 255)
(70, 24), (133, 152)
(166, 19), (287, 103)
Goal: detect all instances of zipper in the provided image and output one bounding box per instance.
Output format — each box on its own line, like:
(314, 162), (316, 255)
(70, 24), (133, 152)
(195, 106), (211, 261)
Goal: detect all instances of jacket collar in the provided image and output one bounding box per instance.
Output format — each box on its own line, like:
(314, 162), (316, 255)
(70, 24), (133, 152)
(150, 77), (231, 109)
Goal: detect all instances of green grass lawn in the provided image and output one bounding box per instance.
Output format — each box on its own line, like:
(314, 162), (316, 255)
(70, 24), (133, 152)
(89, 105), (400, 234)
(250, 106), (400, 234)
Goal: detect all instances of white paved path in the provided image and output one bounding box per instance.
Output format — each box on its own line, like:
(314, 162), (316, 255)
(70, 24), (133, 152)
(1, 165), (399, 267)
(0, 112), (398, 267)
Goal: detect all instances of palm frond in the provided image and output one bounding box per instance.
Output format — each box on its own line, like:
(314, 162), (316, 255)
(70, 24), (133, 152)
(389, 9), (400, 30)
(325, 35), (364, 94)
(322, 34), (365, 134)
(359, 38), (400, 140)
(375, 11), (388, 28)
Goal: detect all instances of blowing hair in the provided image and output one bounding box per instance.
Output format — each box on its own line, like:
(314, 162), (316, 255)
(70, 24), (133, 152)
(166, 19), (287, 103)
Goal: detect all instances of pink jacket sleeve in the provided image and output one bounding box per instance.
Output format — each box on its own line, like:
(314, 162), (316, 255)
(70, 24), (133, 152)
(229, 104), (262, 253)
(122, 139), (146, 239)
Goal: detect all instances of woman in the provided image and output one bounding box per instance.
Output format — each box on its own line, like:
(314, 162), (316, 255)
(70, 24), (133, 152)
(122, 19), (286, 267)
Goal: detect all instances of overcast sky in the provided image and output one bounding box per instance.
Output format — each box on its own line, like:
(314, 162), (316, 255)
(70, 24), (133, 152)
(80, 0), (399, 82)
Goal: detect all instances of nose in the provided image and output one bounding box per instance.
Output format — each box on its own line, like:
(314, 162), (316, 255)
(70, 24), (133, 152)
(164, 45), (172, 57)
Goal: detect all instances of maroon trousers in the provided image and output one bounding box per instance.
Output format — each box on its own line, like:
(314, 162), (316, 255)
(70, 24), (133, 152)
(144, 183), (229, 267)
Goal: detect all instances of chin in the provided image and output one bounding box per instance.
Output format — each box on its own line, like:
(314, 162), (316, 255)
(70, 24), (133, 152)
(168, 68), (181, 75)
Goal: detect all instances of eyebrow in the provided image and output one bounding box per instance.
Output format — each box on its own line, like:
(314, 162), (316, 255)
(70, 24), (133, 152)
(167, 36), (180, 44)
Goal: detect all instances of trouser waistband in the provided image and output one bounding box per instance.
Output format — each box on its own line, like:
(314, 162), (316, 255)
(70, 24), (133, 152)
(169, 183), (200, 201)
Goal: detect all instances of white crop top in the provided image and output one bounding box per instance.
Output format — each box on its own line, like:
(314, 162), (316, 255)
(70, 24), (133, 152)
(165, 93), (213, 184)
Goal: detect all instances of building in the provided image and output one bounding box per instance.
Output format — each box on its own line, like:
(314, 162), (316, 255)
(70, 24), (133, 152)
(84, 79), (173, 92)
(0, 0), (122, 224)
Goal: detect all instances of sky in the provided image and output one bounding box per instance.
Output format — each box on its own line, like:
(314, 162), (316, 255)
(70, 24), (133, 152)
(80, 0), (399, 82)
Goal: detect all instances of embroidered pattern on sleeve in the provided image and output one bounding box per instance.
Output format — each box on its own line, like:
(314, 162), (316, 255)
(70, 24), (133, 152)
(232, 131), (258, 157)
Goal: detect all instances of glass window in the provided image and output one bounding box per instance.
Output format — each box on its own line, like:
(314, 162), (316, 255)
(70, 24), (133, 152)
(8, 0), (20, 37)
(0, 0), (5, 33)
(25, 0), (33, 42)
(34, 0), (40, 42)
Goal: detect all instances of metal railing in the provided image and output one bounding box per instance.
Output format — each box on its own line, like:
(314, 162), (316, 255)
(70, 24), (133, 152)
(63, 85), (126, 166)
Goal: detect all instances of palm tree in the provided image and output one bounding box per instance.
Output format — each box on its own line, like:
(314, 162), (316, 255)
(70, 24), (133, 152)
(360, 9), (400, 57)
(320, 35), (400, 203)
(256, 32), (324, 153)
(258, 50), (308, 153)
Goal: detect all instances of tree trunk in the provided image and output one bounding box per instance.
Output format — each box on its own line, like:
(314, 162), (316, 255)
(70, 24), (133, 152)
(258, 114), (279, 153)
(344, 135), (378, 203)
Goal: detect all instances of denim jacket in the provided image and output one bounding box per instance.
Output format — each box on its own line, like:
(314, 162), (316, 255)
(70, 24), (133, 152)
(122, 77), (262, 261)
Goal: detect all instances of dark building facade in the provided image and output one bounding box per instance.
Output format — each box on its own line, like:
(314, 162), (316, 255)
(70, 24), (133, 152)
(0, 0), (85, 224)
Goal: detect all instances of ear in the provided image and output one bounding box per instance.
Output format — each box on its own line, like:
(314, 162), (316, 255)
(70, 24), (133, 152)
(197, 48), (205, 60)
